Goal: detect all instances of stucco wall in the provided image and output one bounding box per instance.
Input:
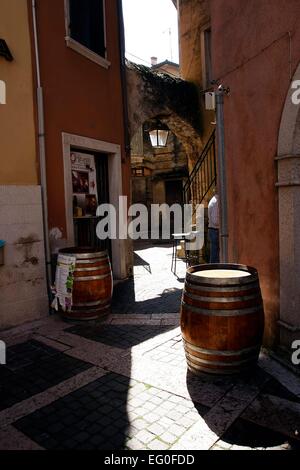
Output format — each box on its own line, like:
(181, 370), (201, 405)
(177, 0), (215, 158)
(0, 186), (48, 330)
(0, 1), (48, 330)
(210, 0), (300, 347)
(35, 0), (129, 236)
(0, 0), (38, 185)
(34, 0), (132, 278)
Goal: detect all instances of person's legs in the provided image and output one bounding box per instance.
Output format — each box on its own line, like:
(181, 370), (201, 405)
(209, 228), (220, 263)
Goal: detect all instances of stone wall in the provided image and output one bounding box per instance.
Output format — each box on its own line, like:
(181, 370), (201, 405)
(0, 186), (49, 330)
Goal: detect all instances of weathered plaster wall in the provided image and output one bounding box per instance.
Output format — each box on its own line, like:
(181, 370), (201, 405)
(0, 186), (48, 330)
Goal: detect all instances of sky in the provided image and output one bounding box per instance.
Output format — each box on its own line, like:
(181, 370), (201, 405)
(122, 0), (179, 67)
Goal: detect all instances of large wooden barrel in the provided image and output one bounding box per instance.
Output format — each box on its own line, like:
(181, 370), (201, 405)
(59, 247), (113, 321)
(181, 264), (264, 375)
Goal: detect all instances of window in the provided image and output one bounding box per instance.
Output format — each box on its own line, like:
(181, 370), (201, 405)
(69, 0), (106, 57)
(65, 0), (110, 68)
(132, 168), (144, 177)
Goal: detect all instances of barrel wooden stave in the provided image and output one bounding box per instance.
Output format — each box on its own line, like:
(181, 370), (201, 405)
(180, 264), (264, 375)
(59, 248), (113, 321)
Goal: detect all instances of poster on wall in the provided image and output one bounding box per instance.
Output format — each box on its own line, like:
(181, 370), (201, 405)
(71, 152), (98, 216)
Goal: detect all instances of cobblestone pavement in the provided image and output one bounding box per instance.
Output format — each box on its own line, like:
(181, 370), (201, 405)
(0, 314), (300, 450)
(112, 241), (187, 314)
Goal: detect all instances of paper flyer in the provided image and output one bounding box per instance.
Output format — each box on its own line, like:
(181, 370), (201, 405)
(52, 254), (76, 312)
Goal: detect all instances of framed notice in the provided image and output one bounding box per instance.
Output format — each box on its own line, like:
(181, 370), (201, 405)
(71, 151), (98, 216)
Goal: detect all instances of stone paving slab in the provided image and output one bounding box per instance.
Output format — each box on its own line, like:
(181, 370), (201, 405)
(242, 394), (300, 441)
(32, 334), (72, 353)
(112, 243), (186, 315)
(0, 340), (93, 412)
(259, 352), (300, 398)
(13, 371), (208, 450)
(216, 417), (299, 450)
(63, 332), (237, 409)
(1, 314), (300, 451)
(0, 367), (106, 428)
(173, 370), (269, 450)
(65, 324), (173, 350)
(0, 425), (43, 450)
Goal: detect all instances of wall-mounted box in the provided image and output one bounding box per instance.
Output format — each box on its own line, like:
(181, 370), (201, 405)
(205, 92), (216, 110)
(0, 240), (5, 265)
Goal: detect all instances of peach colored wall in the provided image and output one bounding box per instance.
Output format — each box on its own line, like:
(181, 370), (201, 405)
(210, 0), (300, 346)
(178, 0), (214, 146)
(34, 0), (129, 235)
(0, 0), (38, 185)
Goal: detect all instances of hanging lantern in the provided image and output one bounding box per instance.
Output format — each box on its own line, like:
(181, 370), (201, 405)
(148, 122), (170, 148)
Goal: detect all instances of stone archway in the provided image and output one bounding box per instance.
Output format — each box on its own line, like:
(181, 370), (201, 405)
(277, 62), (300, 351)
(126, 61), (204, 167)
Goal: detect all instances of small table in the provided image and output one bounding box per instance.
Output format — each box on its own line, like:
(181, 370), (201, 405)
(171, 232), (192, 275)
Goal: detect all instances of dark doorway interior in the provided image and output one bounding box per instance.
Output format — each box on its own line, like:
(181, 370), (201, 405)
(165, 179), (183, 236)
(72, 149), (111, 258)
(165, 179), (183, 206)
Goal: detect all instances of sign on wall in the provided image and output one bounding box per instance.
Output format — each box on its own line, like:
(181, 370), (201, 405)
(71, 151), (98, 217)
(0, 80), (6, 104)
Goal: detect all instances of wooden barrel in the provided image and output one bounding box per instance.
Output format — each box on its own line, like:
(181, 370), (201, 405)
(59, 247), (113, 321)
(181, 264), (264, 375)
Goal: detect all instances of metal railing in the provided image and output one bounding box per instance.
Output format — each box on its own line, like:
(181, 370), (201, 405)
(183, 129), (216, 208)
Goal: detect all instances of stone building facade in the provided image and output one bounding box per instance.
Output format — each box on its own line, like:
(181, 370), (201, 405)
(0, 0), (132, 330)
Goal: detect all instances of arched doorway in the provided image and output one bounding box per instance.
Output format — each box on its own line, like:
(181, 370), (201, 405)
(277, 62), (300, 352)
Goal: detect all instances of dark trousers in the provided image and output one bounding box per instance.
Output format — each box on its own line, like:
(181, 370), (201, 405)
(208, 228), (220, 263)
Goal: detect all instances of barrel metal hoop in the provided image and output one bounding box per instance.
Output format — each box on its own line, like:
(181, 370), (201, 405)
(186, 273), (258, 287)
(185, 352), (259, 367)
(73, 258), (109, 265)
(185, 282), (260, 294)
(73, 274), (112, 282)
(72, 298), (111, 307)
(74, 266), (110, 272)
(62, 252), (108, 260)
(181, 301), (263, 317)
(183, 339), (261, 357)
(183, 291), (262, 304)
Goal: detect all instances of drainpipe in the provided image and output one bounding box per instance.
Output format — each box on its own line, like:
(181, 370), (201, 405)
(116, 0), (131, 158)
(32, 0), (52, 303)
(215, 85), (229, 263)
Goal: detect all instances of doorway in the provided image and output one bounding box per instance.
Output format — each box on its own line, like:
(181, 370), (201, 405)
(71, 149), (112, 258)
(62, 132), (127, 280)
